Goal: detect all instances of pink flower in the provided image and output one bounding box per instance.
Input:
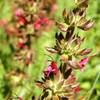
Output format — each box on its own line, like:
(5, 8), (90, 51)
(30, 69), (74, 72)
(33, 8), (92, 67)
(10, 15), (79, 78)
(79, 58), (89, 69)
(80, 58), (89, 66)
(34, 18), (50, 30)
(44, 61), (58, 77)
(15, 9), (24, 17)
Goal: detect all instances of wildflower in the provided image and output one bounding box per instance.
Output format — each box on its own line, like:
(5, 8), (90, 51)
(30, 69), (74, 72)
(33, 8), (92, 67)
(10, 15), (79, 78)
(34, 18), (51, 30)
(17, 16), (27, 25)
(57, 0), (94, 32)
(79, 57), (89, 69)
(44, 61), (58, 77)
(35, 0), (95, 99)
(15, 9), (24, 17)
(35, 62), (79, 99)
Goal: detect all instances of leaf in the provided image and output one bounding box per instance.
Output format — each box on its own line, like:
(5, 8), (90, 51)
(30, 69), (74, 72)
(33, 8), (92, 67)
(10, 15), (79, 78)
(59, 32), (64, 41)
(73, 7), (80, 15)
(55, 32), (64, 42)
(59, 96), (69, 100)
(62, 63), (67, 74)
(55, 40), (62, 53)
(42, 77), (46, 82)
(64, 68), (72, 79)
(67, 11), (75, 25)
(73, 7), (86, 17)
(62, 8), (67, 17)
(49, 72), (54, 80)
(78, 0), (89, 8)
(41, 91), (49, 100)
(62, 9), (71, 24)
(59, 63), (63, 73)
(66, 26), (74, 41)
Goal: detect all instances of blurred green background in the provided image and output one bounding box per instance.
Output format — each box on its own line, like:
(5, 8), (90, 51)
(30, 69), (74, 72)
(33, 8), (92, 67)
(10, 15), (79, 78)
(0, 0), (100, 100)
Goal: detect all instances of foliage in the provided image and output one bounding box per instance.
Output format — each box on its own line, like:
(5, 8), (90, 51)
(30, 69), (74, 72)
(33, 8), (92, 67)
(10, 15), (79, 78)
(0, 0), (100, 100)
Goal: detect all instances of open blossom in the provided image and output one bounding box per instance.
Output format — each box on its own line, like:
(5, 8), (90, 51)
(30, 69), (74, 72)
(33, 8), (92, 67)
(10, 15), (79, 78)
(79, 57), (89, 69)
(35, 62), (80, 99)
(15, 9), (24, 17)
(44, 61), (58, 77)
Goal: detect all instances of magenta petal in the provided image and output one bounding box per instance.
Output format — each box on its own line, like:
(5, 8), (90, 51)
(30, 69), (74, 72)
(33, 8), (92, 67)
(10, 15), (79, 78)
(44, 70), (50, 77)
(44, 66), (52, 77)
(79, 58), (89, 66)
(44, 61), (58, 77)
(47, 65), (52, 71)
(50, 61), (58, 74)
(15, 9), (23, 17)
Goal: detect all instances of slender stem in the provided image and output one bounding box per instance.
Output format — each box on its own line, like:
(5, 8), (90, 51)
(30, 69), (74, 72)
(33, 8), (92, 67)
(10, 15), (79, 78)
(87, 72), (100, 100)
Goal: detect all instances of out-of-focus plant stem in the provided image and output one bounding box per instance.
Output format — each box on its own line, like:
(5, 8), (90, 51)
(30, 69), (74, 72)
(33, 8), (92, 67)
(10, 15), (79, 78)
(87, 72), (100, 100)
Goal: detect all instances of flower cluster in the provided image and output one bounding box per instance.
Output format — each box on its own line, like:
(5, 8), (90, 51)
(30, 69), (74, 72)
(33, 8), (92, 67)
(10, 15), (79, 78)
(0, 1), (57, 99)
(56, 0), (94, 32)
(0, 0), (96, 100)
(35, 0), (95, 99)
(35, 61), (81, 99)
(1, 0), (56, 66)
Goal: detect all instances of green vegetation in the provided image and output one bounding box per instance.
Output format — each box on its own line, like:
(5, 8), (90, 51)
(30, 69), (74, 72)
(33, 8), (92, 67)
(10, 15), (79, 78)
(0, 0), (100, 100)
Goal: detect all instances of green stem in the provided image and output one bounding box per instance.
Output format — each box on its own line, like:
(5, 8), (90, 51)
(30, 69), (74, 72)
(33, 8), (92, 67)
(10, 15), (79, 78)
(87, 72), (100, 100)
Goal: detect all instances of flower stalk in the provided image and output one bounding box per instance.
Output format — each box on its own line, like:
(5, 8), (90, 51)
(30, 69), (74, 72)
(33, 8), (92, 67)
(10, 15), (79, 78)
(35, 0), (95, 99)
